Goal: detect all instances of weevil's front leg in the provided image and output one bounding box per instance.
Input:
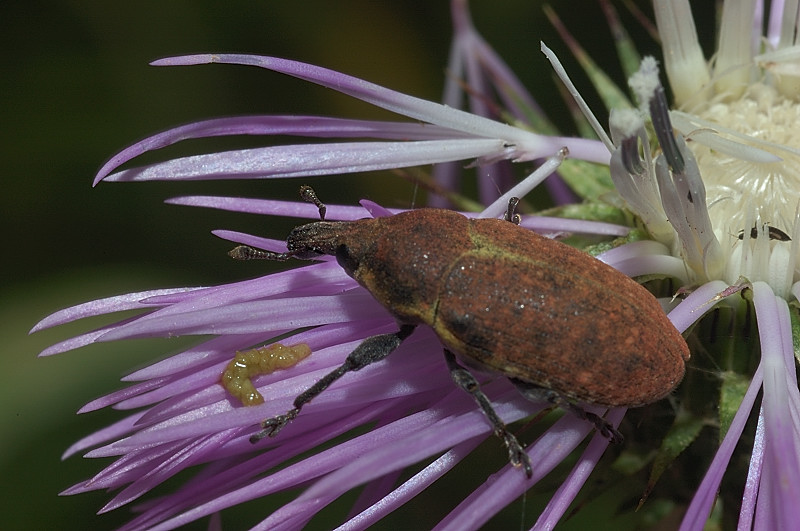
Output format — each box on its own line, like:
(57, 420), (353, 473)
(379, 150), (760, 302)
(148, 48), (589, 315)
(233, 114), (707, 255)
(250, 324), (416, 443)
(444, 349), (532, 478)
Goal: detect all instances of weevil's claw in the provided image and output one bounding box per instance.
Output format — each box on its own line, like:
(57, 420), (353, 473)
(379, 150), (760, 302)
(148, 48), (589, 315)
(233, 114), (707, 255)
(249, 429), (270, 444)
(605, 425), (624, 444)
(249, 409), (299, 444)
(506, 436), (533, 478)
(585, 412), (624, 444)
(516, 452), (533, 479)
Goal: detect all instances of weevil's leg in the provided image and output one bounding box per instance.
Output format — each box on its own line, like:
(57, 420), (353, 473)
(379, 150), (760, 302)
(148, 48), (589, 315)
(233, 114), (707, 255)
(444, 349), (532, 478)
(503, 196), (521, 225)
(510, 379), (624, 444)
(250, 324), (416, 443)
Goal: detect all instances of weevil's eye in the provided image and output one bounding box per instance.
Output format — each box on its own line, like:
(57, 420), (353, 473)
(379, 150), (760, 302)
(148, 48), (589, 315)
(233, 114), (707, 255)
(335, 244), (359, 276)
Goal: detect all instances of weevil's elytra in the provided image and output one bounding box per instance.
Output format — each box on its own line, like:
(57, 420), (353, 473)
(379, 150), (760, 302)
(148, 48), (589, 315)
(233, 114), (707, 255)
(230, 189), (690, 476)
(221, 342), (312, 406)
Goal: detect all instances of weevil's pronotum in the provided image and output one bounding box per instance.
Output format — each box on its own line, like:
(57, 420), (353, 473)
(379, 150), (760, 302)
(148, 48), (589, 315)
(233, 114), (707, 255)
(229, 188), (690, 477)
(221, 342), (312, 406)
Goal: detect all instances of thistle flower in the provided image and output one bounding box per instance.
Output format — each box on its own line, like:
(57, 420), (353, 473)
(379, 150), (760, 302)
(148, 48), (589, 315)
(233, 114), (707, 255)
(604, 0), (800, 528)
(31, 1), (800, 530)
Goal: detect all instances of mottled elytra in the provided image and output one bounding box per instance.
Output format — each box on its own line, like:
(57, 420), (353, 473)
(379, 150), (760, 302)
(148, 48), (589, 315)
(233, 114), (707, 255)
(229, 188), (690, 476)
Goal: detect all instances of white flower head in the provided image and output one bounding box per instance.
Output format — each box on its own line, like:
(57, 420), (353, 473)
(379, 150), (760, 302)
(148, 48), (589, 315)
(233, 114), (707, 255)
(614, 0), (800, 298)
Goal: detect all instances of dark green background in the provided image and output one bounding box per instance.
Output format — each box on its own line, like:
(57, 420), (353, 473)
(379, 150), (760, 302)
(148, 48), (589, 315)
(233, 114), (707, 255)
(5, 1), (683, 529)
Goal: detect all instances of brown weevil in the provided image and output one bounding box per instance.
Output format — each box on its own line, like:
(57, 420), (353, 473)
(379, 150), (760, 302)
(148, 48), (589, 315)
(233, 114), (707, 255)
(229, 188), (690, 477)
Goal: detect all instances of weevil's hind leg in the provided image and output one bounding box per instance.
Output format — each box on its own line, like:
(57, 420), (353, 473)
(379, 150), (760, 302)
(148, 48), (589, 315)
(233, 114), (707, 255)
(250, 324), (417, 443)
(444, 349), (532, 478)
(510, 379), (624, 444)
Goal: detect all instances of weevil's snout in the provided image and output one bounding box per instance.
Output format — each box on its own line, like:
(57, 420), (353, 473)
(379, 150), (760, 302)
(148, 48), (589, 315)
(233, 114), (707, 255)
(286, 221), (352, 260)
(286, 239), (325, 260)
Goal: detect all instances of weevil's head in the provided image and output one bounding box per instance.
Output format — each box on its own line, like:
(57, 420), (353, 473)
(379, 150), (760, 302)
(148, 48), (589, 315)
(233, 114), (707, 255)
(286, 217), (384, 285)
(286, 219), (376, 267)
(286, 221), (346, 259)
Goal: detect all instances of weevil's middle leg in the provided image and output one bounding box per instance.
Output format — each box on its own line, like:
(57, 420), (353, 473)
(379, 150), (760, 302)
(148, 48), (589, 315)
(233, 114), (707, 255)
(250, 324), (416, 443)
(444, 349), (532, 478)
(511, 379), (624, 444)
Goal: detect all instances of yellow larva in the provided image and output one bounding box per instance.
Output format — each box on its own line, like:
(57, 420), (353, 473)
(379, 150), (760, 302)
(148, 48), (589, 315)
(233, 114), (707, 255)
(221, 342), (312, 406)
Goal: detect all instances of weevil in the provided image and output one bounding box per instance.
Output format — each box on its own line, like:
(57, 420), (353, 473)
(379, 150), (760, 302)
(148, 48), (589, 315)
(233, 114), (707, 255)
(229, 188), (690, 477)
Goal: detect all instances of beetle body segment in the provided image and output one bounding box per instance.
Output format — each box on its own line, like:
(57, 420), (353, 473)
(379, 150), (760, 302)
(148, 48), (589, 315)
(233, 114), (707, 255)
(299, 208), (688, 407)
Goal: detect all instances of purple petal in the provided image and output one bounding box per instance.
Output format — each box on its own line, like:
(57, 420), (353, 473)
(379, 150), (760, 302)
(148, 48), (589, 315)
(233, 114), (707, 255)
(665, 280), (730, 334)
(166, 195), (376, 221)
(97, 290), (383, 340)
(358, 199), (394, 218)
(95, 115), (481, 182)
(680, 280), (769, 531)
(337, 438), (485, 529)
(435, 406), (607, 530)
(31, 287), (201, 333)
(100, 430), (238, 512)
(680, 363), (763, 529)
(533, 408), (626, 528)
(752, 284), (800, 528)
(150, 54), (610, 165)
(259, 384), (538, 530)
(151, 55), (547, 144)
(738, 412), (765, 528)
(211, 230), (287, 250)
(101, 139), (511, 183)
(62, 412), (148, 459)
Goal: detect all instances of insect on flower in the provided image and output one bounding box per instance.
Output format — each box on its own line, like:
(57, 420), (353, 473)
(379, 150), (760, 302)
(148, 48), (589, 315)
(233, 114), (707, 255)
(228, 187), (690, 477)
